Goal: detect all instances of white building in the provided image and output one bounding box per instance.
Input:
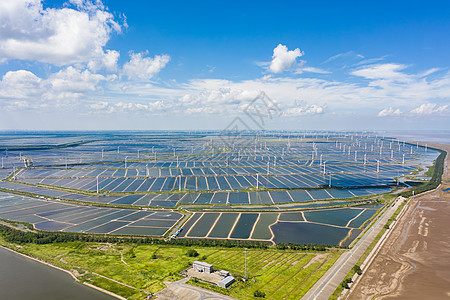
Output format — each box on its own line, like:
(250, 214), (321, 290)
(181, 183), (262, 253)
(218, 276), (235, 288)
(192, 261), (213, 273)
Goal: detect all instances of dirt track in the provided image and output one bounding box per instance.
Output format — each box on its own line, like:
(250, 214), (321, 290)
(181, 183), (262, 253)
(347, 143), (450, 300)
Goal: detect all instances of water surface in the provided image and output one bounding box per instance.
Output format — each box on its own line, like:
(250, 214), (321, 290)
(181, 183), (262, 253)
(0, 247), (115, 300)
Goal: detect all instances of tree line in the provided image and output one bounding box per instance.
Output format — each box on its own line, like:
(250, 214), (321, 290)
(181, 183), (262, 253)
(0, 224), (337, 250)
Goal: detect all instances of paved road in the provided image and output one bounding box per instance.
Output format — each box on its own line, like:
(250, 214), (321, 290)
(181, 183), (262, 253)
(302, 198), (403, 300)
(155, 277), (237, 300)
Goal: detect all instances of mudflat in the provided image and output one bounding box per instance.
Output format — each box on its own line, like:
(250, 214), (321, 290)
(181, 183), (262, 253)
(348, 143), (450, 300)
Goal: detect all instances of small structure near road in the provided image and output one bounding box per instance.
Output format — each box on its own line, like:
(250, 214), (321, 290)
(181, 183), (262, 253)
(186, 262), (235, 288)
(218, 276), (235, 288)
(192, 261), (213, 273)
(218, 270), (230, 277)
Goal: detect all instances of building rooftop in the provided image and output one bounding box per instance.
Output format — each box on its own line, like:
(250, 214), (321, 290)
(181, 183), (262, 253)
(219, 275), (235, 285)
(193, 261), (213, 268)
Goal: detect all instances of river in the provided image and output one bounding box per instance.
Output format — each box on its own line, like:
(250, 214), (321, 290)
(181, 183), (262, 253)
(0, 246), (116, 300)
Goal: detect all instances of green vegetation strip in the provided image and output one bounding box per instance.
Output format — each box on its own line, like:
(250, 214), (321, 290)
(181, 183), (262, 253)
(400, 148), (446, 197)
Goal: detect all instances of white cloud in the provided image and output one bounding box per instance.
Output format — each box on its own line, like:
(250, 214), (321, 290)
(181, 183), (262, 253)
(0, 0), (121, 68)
(418, 68), (440, 78)
(88, 101), (109, 110)
(297, 66), (330, 74)
(351, 63), (409, 81)
(94, 100), (174, 114)
(88, 49), (120, 72)
(4, 100), (31, 111)
(410, 103), (448, 115)
(377, 107), (402, 117)
(285, 104), (325, 116)
(48, 66), (109, 93)
(269, 44), (303, 73)
(0, 70), (42, 99)
(179, 87), (258, 107)
(122, 52), (170, 80)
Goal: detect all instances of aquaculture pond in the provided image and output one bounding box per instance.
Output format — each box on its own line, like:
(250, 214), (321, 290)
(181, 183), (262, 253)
(271, 222), (350, 246)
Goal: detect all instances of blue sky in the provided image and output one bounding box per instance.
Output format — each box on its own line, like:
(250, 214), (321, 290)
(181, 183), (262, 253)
(0, 0), (449, 130)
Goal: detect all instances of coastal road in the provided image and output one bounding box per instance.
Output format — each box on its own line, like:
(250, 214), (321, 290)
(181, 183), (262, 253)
(302, 197), (404, 300)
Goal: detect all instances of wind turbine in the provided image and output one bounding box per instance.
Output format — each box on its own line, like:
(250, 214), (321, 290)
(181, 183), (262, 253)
(256, 174), (259, 189)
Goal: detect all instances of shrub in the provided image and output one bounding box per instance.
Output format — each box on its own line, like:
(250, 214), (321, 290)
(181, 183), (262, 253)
(254, 290), (266, 298)
(353, 265), (362, 275)
(186, 249), (199, 257)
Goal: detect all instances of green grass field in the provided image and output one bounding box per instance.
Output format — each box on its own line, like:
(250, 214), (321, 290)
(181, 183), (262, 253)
(0, 236), (342, 299)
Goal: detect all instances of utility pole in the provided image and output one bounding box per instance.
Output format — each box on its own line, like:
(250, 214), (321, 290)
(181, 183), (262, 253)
(244, 248), (248, 280)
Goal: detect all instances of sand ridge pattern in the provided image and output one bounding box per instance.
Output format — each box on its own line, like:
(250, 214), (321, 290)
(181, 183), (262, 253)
(347, 143), (450, 300)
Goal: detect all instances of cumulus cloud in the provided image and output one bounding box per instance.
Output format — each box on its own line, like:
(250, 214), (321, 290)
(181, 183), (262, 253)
(269, 44), (303, 73)
(0, 0), (121, 69)
(122, 52), (170, 80)
(410, 103), (448, 115)
(48, 66), (109, 93)
(179, 88), (258, 107)
(0, 66), (112, 112)
(88, 49), (120, 72)
(377, 107), (402, 117)
(0, 70), (42, 99)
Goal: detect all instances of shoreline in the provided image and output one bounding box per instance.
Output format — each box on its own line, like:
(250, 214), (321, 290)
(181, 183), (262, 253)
(0, 244), (126, 300)
(344, 142), (449, 299)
